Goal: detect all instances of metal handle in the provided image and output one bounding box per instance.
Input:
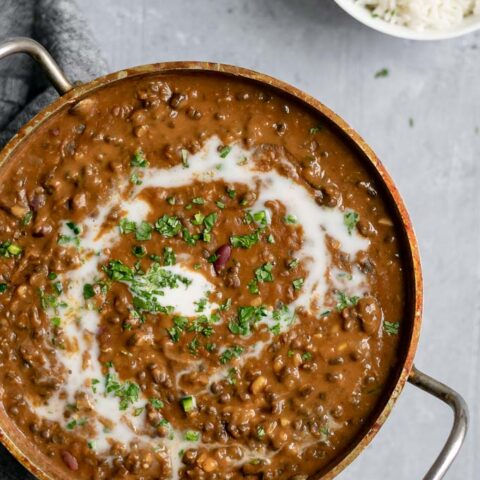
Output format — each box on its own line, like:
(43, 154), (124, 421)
(408, 366), (469, 480)
(0, 37), (73, 95)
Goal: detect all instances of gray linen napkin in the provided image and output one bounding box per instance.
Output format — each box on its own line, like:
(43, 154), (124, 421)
(0, 0), (107, 477)
(0, 0), (108, 148)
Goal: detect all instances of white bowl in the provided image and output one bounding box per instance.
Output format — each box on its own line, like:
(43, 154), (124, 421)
(333, 0), (480, 40)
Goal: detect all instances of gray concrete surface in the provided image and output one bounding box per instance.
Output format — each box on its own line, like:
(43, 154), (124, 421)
(78, 1), (479, 478)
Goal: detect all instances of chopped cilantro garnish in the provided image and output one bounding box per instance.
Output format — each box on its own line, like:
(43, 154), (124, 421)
(229, 306), (266, 336)
(0, 283), (7, 294)
(182, 227), (199, 246)
(103, 260), (190, 314)
(167, 316), (189, 342)
(184, 430), (200, 441)
(66, 221), (82, 235)
(205, 342), (216, 353)
(192, 197), (204, 205)
(51, 317), (61, 327)
(131, 150), (149, 168)
(136, 221), (153, 241)
(150, 398), (164, 409)
(216, 200), (225, 209)
(58, 235), (80, 247)
(255, 263), (274, 283)
(384, 321), (400, 335)
(133, 407), (144, 417)
(130, 172), (143, 185)
(22, 211), (33, 226)
(284, 214), (297, 225)
(119, 218), (137, 234)
(181, 149), (189, 168)
(269, 305), (296, 335)
(219, 145), (232, 158)
(292, 278), (304, 291)
(336, 291), (360, 311)
(253, 210), (269, 228)
(288, 258), (299, 269)
(219, 298), (232, 311)
(105, 370), (140, 411)
(0, 241), (23, 257)
(344, 211), (359, 235)
(230, 232), (259, 249)
(66, 420), (77, 430)
(248, 279), (259, 294)
(203, 212), (217, 230)
(188, 337), (200, 355)
(309, 125), (323, 135)
(375, 68), (389, 78)
(226, 188), (236, 199)
(256, 425), (266, 439)
(163, 247), (176, 266)
(191, 212), (204, 225)
(83, 283), (95, 300)
(155, 215), (182, 238)
(91, 378), (100, 393)
(227, 367), (238, 385)
(302, 352), (313, 361)
(181, 396), (196, 412)
(219, 345), (244, 364)
(53, 281), (63, 295)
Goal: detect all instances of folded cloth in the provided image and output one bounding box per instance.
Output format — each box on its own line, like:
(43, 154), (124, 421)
(0, 1), (107, 477)
(0, 0), (107, 148)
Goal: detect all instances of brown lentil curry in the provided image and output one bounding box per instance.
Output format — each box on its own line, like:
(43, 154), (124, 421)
(0, 72), (405, 480)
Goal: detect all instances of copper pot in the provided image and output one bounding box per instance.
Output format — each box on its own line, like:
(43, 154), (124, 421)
(0, 37), (469, 480)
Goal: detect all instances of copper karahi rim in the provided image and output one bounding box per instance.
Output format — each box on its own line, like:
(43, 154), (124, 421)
(0, 62), (423, 480)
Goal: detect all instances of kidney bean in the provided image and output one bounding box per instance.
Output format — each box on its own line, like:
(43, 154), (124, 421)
(213, 244), (231, 273)
(61, 450), (79, 471)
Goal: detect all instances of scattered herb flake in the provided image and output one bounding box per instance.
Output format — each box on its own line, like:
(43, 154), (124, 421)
(219, 345), (244, 364)
(255, 263), (274, 283)
(184, 430), (200, 441)
(344, 211), (359, 235)
(150, 398), (164, 409)
(384, 321), (400, 335)
(181, 149), (189, 168)
(22, 211), (33, 226)
(374, 68), (389, 78)
(136, 221), (153, 241)
(336, 291), (360, 311)
(131, 150), (149, 168)
(219, 145), (232, 158)
(155, 215), (182, 238)
(0, 241), (23, 257)
(163, 247), (176, 266)
(292, 278), (304, 291)
(230, 232), (259, 249)
(181, 396), (196, 412)
(83, 283), (95, 300)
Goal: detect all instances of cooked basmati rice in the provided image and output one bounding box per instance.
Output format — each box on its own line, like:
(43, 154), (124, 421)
(355, 0), (480, 31)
